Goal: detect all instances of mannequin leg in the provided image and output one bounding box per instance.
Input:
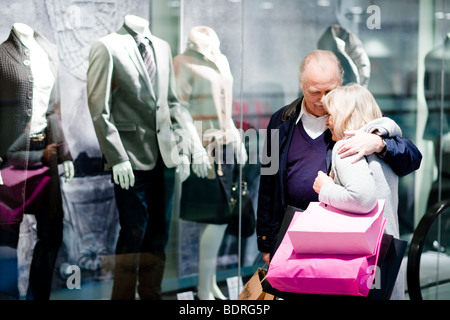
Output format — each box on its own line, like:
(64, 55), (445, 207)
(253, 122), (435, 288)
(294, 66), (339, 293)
(210, 273), (227, 300)
(197, 223), (227, 300)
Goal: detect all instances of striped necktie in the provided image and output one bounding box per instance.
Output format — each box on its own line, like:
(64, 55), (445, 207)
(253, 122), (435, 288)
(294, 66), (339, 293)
(136, 35), (156, 86)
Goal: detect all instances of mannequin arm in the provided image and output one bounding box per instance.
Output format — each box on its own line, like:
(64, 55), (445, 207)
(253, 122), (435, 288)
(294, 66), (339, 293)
(191, 148), (210, 178)
(443, 132), (450, 153)
(87, 41), (129, 167)
(176, 155), (190, 182)
(230, 125), (248, 164)
(112, 161), (135, 190)
(63, 161), (74, 183)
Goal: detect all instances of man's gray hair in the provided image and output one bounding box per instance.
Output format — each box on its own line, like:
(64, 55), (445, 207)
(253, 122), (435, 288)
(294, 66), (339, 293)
(298, 49), (344, 87)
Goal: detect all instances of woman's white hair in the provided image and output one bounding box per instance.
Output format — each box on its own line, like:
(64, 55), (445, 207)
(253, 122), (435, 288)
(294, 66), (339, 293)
(323, 83), (383, 140)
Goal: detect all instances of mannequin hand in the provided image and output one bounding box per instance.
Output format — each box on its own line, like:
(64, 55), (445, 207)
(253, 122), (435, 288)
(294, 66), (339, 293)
(191, 149), (211, 178)
(338, 131), (385, 163)
(235, 142), (248, 164)
(112, 161), (135, 190)
(313, 170), (333, 194)
(443, 132), (450, 153)
(63, 161), (75, 183)
(176, 155), (190, 183)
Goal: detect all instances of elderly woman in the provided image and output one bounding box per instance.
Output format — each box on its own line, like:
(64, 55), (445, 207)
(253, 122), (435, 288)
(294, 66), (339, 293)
(313, 83), (404, 300)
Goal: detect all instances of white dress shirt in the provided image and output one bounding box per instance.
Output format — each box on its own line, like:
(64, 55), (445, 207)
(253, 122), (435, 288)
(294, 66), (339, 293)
(295, 100), (328, 139)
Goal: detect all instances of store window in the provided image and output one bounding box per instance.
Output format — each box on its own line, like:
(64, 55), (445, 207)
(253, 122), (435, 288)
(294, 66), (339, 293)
(0, 0), (448, 300)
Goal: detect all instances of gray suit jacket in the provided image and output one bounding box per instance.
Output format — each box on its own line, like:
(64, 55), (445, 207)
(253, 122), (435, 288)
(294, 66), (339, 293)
(87, 25), (193, 171)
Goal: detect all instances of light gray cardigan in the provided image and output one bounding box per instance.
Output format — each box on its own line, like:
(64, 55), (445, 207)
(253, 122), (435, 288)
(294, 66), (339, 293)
(319, 117), (401, 238)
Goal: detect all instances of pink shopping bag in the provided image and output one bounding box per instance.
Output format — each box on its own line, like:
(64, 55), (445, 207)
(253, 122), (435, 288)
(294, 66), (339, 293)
(288, 200), (385, 255)
(266, 210), (387, 297)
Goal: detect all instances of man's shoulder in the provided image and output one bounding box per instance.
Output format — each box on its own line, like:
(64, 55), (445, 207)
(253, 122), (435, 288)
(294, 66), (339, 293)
(269, 97), (302, 126)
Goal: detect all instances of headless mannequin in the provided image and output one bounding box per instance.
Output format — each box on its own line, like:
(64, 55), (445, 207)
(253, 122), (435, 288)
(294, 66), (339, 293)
(112, 15), (209, 190)
(110, 15), (146, 190)
(194, 33), (227, 300)
(12, 23), (74, 183)
(174, 26), (247, 300)
(9, 22), (73, 300)
(423, 33), (450, 208)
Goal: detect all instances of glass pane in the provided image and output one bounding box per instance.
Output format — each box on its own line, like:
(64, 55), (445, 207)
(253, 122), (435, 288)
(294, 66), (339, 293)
(422, 0), (450, 212)
(0, 0), (446, 302)
(418, 0), (450, 300)
(174, 0), (248, 300)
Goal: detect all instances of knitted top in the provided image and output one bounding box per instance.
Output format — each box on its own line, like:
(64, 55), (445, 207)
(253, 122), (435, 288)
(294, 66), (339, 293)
(318, 117), (402, 238)
(0, 28), (72, 168)
(286, 120), (328, 210)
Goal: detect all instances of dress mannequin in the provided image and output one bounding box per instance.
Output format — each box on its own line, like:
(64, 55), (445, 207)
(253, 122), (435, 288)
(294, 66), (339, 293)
(174, 26), (247, 300)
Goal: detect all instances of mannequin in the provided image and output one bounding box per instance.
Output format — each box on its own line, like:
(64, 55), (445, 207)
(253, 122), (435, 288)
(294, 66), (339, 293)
(87, 15), (209, 300)
(174, 26), (247, 300)
(13, 23), (74, 182)
(112, 15), (208, 190)
(0, 22), (74, 300)
(317, 24), (371, 87)
(423, 33), (450, 211)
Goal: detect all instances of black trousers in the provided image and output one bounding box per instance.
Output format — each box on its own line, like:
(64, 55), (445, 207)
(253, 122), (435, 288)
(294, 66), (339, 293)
(27, 139), (64, 300)
(111, 157), (175, 300)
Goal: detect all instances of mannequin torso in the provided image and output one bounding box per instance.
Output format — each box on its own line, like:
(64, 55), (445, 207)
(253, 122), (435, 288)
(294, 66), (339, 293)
(13, 23), (54, 135)
(10, 23), (73, 182)
(124, 15), (151, 38)
(109, 15), (156, 190)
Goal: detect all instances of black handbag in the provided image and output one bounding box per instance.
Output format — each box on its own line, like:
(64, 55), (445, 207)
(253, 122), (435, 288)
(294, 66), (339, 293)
(180, 161), (256, 236)
(179, 163), (234, 224)
(225, 178), (255, 238)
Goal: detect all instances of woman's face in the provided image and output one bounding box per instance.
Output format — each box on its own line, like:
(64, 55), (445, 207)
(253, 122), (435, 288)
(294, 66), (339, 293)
(325, 112), (339, 141)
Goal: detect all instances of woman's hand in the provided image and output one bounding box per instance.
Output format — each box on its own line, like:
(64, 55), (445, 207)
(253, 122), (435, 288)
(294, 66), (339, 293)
(313, 170), (333, 194)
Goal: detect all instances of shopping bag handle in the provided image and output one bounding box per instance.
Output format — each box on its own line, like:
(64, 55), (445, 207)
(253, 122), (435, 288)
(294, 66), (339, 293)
(258, 263), (269, 283)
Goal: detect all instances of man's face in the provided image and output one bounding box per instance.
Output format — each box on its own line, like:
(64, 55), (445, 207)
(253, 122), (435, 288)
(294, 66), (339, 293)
(301, 60), (341, 117)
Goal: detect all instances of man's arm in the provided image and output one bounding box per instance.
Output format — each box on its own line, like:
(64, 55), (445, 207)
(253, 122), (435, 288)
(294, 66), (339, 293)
(380, 136), (422, 177)
(256, 112), (280, 259)
(338, 131), (422, 177)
